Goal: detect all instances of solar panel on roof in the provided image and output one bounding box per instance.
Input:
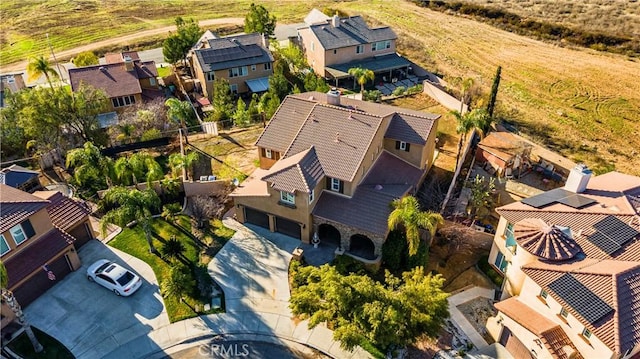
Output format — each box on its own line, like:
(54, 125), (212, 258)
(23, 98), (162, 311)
(548, 273), (613, 324)
(593, 215), (640, 246)
(587, 231), (621, 255)
(521, 188), (571, 208)
(557, 194), (597, 209)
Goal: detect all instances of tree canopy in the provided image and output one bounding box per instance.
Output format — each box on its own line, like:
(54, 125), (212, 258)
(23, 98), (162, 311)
(72, 51), (99, 67)
(388, 196), (443, 256)
(244, 3), (276, 38)
(348, 67), (375, 94)
(27, 56), (58, 88)
(163, 17), (202, 65)
(290, 265), (449, 351)
(211, 78), (234, 123)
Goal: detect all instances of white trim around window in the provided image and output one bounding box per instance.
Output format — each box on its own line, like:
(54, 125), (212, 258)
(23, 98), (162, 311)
(0, 234), (10, 256)
(265, 149), (272, 159)
(280, 191), (295, 205)
(206, 72), (215, 81)
(356, 44), (364, 54)
(111, 95), (136, 108)
(399, 141), (407, 151)
(331, 178), (341, 192)
(309, 189), (314, 204)
(10, 224), (27, 245)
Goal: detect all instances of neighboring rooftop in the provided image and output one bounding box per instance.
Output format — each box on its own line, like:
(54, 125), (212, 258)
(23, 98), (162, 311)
(33, 191), (91, 231)
(301, 15), (396, 50)
(195, 33), (273, 72)
(522, 259), (640, 355)
(0, 164), (39, 188)
(477, 131), (530, 162)
(0, 184), (50, 233)
(68, 58), (157, 98)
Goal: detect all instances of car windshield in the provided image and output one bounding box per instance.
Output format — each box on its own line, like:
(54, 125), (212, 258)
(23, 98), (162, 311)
(116, 271), (135, 286)
(96, 262), (113, 274)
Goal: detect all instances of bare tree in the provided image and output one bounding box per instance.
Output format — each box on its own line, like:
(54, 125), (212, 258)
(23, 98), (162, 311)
(189, 184), (232, 228)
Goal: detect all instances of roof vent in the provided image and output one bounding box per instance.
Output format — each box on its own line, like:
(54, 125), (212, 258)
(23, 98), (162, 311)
(99, 66), (106, 71)
(327, 87), (341, 106)
(375, 184), (383, 190)
(311, 114), (318, 122)
(561, 345), (577, 359)
(334, 132), (340, 143)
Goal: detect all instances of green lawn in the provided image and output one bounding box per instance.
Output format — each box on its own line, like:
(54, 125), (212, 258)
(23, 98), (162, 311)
(108, 214), (234, 322)
(7, 327), (74, 359)
(156, 66), (172, 78)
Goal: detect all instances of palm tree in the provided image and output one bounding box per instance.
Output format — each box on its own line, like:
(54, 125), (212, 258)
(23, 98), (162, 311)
(100, 187), (161, 253)
(450, 76), (474, 113)
(160, 264), (195, 303)
(116, 123), (136, 144)
(165, 98), (195, 130)
(388, 196), (443, 256)
(452, 108), (492, 170)
(162, 203), (182, 223)
(114, 152), (162, 186)
(348, 67), (375, 94)
(168, 151), (199, 181)
(66, 141), (115, 189)
(27, 56), (59, 90)
(0, 261), (44, 353)
(161, 237), (185, 262)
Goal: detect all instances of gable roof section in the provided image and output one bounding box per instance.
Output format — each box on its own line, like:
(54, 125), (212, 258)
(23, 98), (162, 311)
(255, 96), (316, 152)
(303, 16), (396, 50)
(196, 33), (273, 72)
(522, 260), (640, 354)
(3, 227), (75, 288)
(69, 60), (157, 98)
(0, 184), (50, 232)
(33, 191), (91, 231)
(0, 164), (39, 187)
(385, 112), (436, 145)
(261, 147), (324, 193)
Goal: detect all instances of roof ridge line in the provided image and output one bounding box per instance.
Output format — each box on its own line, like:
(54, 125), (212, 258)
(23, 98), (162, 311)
(347, 112), (385, 183)
(283, 103), (319, 157)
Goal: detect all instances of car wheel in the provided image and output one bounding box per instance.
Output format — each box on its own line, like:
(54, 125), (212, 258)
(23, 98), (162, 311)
(87, 276), (94, 282)
(114, 289), (121, 296)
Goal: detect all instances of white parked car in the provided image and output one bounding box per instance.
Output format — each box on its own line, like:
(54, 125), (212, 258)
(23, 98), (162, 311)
(87, 259), (142, 296)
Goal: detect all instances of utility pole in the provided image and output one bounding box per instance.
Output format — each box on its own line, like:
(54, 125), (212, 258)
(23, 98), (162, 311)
(46, 33), (65, 84)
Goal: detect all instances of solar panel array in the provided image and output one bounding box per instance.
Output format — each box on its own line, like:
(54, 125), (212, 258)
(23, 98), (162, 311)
(521, 187), (596, 209)
(200, 44), (263, 64)
(548, 273), (613, 324)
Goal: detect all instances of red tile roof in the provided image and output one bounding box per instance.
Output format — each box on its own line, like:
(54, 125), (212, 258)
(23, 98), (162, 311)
(33, 191), (91, 231)
(522, 259), (640, 354)
(0, 184), (50, 232)
(514, 218), (582, 261)
(3, 227), (74, 288)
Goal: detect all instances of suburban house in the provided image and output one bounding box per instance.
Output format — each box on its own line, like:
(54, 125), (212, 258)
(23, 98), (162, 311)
(297, 12), (413, 87)
(486, 165), (640, 359)
(0, 184), (94, 334)
(0, 164), (42, 193)
(231, 90), (439, 265)
(191, 33), (274, 99)
(68, 51), (161, 124)
(0, 73), (26, 108)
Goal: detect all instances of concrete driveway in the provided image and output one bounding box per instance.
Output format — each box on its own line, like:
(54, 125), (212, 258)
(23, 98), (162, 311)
(24, 240), (169, 358)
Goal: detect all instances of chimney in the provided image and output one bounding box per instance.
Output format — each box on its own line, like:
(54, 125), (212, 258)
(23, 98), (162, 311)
(331, 15), (340, 28)
(334, 132), (340, 142)
(326, 87), (341, 106)
(564, 164), (592, 193)
(261, 34), (267, 48)
(123, 55), (134, 72)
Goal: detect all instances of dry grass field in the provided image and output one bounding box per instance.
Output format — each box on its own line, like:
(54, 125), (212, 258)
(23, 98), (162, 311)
(2, 0), (639, 174)
(459, 0), (640, 39)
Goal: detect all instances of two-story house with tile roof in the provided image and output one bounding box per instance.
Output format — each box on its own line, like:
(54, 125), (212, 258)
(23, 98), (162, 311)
(191, 33), (274, 99)
(231, 90), (439, 265)
(68, 51), (161, 118)
(297, 12), (412, 87)
(485, 165), (640, 359)
(0, 184), (94, 332)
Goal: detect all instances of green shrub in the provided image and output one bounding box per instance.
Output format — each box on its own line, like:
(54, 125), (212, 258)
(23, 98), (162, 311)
(406, 238), (429, 269)
(477, 255), (504, 287)
(363, 90), (382, 102)
(333, 255), (366, 275)
(392, 86), (406, 96)
(382, 230), (406, 271)
(141, 128), (162, 141)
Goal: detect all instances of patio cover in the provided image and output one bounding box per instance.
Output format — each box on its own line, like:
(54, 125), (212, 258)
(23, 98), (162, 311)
(246, 77), (270, 93)
(325, 53), (412, 79)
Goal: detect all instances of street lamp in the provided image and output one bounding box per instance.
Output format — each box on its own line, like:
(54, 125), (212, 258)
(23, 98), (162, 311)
(46, 33), (65, 84)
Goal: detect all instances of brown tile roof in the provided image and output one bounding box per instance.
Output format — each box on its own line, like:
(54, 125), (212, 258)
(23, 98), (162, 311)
(495, 297), (583, 359)
(261, 147), (324, 193)
(230, 168), (270, 197)
(69, 60), (157, 98)
(0, 184), (50, 232)
(514, 218), (582, 261)
(384, 113), (436, 145)
(33, 191), (91, 231)
(477, 131), (529, 162)
(313, 151), (424, 235)
(3, 227), (75, 288)
(522, 259), (640, 354)
(104, 51), (140, 64)
(255, 96), (316, 152)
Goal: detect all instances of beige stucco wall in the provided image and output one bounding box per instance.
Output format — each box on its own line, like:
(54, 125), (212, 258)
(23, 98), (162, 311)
(298, 27), (325, 76)
(139, 77), (159, 90)
(197, 62), (274, 100)
(1, 209), (53, 261)
(383, 138), (425, 169)
(323, 40), (396, 68)
(257, 147), (281, 170)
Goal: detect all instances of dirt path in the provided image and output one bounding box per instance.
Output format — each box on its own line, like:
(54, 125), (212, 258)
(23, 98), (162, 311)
(0, 17), (244, 73)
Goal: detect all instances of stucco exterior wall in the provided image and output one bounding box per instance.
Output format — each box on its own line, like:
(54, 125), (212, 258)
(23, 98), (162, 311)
(383, 138), (425, 169)
(298, 28), (325, 76)
(350, 118), (389, 190)
(323, 40), (396, 68)
(257, 147), (281, 170)
(1, 209), (52, 261)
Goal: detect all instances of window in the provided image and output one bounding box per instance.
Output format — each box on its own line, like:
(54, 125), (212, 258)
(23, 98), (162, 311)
(372, 40), (391, 51)
(309, 189), (315, 204)
(251, 64), (256, 71)
(559, 307), (569, 319)
(494, 252), (508, 273)
(333, 49), (337, 54)
(206, 72), (215, 81)
(149, 77), (156, 86)
(265, 149), (272, 159)
(331, 178), (341, 192)
(10, 225), (27, 245)
(582, 328), (592, 339)
(280, 191), (295, 205)
(311, 41), (315, 51)
(396, 141), (410, 152)
(228, 66), (248, 78)
(356, 45), (364, 54)
(264, 62), (272, 70)
(230, 84), (238, 94)
(111, 95), (136, 108)
(540, 289), (548, 299)
(0, 235), (9, 256)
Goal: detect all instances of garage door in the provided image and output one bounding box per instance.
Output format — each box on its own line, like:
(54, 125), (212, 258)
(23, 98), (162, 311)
(275, 216), (301, 239)
(13, 254), (73, 306)
(244, 207), (270, 229)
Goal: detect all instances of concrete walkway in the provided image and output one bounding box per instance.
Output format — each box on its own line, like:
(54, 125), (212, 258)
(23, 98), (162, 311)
(447, 286), (495, 351)
(102, 219), (371, 359)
